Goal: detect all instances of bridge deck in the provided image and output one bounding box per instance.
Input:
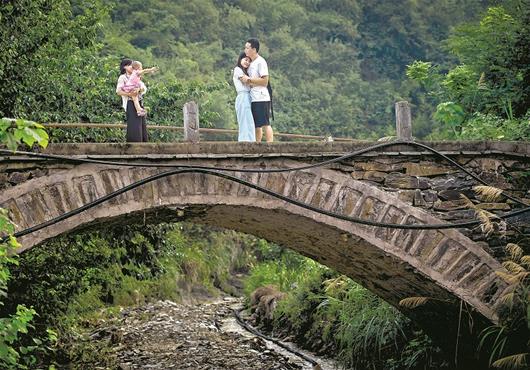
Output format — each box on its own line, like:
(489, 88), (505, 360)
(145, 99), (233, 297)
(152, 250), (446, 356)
(3, 140), (527, 158)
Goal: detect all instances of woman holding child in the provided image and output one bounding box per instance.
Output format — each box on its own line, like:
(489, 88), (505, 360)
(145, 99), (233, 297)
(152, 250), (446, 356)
(116, 58), (158, 142)
(232, 52), (256, 142)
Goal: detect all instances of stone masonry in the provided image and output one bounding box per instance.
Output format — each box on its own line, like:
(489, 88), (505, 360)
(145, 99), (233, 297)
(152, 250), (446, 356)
(0, 141), (529, 351)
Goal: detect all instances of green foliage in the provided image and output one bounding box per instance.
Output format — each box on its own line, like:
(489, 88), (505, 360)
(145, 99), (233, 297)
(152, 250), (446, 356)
(1, 0), (493, 140)
(460, 113), (530, 141)
(4, 224), (176, 322)
(433, 102), (465, 136)
(357, 0), (487, 80)
(0, 118), (49, 151)
(4, 222), (260, 365)
(0, 305), (36, 368)
(246, 253), (448, 368)
(407, 2), (530, 139)
(0, 119), (52, 367)
(406, 61), (435, 85)
(0, 0), (107, 119)
(166, 224), (257, 295)
(386, 333), (446, 370)
(479, 244), (530, 369)
(244, 246), (322, 295)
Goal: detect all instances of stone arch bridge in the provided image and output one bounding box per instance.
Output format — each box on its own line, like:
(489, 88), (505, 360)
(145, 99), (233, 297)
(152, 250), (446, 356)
(1, 141), (529, 352)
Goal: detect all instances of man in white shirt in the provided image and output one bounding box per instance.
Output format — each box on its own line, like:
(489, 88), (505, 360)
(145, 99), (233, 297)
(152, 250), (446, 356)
(240, 38), (273, 142)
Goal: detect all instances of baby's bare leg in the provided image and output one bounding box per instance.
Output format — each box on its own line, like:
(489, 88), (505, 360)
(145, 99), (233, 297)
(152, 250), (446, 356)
(131, 91), (143, 114)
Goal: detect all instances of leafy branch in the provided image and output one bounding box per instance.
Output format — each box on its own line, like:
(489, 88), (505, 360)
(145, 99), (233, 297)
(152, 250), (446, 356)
(0, 118), (49, 151)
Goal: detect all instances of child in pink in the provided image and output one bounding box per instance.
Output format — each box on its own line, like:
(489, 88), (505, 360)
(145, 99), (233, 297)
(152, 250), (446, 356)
(121, 61), (158, 116)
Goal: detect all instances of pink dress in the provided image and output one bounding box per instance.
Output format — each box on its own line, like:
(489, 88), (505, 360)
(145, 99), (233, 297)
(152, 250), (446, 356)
(121, 71), (141, 93)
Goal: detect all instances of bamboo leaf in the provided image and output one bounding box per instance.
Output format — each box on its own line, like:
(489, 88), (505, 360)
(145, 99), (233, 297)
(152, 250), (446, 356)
(498, 292), (515, 307)
(399, 297), (430, 308)
(520, 256), (530, 269)
(476, 208), (498, 235)
(496, 271), (530, 285)
(492, 353), (528, 369)
(502, 261), (525, 274)
(505, 243), (524, 262)
(473, 185), (504, 202)
(496, 271), (516, 284)
(460, 194), (477, 209)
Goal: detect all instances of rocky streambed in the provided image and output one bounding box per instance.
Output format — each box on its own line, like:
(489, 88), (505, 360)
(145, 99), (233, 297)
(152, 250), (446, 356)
(78, 297), (336, 370)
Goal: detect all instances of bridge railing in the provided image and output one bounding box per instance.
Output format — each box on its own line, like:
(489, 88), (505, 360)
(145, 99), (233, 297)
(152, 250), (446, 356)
(39, 100), (412, 143)
(41, 122), (356, 142)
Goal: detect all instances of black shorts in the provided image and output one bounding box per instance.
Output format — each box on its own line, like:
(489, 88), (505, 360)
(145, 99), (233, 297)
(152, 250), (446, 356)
(251, 101), (271, 127)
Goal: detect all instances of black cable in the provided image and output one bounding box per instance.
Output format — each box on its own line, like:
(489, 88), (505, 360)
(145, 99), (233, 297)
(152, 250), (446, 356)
(1, 140), (527, 206)
(232, 307), (319, 367)
(2, 167), (529, 244)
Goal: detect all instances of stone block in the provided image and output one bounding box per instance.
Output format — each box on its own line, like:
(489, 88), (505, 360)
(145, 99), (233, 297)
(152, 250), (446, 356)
(422, 190), (439, 203)
(413, 189), (426, 207)
(438, 209), (475, 221)
(353, 162), (399, 172)
(476, 203), (511, 211)
(332, 186), (362, 216)
(431, 176), (474, 191)
(403, 162), (455, 177)
(310, 179), (336, 208)
(30, 168), (47, 179)
(397, 190), (415, 204)
(438, 189), (463, 201)
(350, 170), (385, 182)
(384, 173), (430, 190)
(474, 158), (505, 172)
(265, 173), (289, 195)
(350, 171), (364, 180)
(477, 173), (512, 190)
(8, 172), (31, 184)
(289, 172), (316, 201)
(358, 196), (385, 221)
(433, 199), (470, 211)
(364, 171), (386, 182)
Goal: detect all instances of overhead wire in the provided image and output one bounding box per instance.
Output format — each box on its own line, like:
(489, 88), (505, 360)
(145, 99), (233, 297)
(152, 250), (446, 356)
(2, 167), (529, 244)
(1, 140), (527, 206)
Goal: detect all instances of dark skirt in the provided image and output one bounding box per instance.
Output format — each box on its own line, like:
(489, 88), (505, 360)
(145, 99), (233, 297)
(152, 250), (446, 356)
(126, 100), (148, 142)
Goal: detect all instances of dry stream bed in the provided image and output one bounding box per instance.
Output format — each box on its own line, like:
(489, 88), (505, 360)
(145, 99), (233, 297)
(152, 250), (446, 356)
(78, 297), (337, 370)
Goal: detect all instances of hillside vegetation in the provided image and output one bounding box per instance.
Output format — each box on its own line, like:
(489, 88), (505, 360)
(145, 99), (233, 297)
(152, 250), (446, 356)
(4, 0), (528, 140)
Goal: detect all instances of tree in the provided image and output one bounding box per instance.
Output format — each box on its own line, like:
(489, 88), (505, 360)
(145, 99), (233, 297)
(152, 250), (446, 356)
(406, 3), (530, 140)
(0, 118), (51, 368)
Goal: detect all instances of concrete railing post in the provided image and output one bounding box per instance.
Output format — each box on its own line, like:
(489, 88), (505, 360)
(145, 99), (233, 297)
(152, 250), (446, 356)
(183, 101), (199, 143)
(395, 101), (412, 141)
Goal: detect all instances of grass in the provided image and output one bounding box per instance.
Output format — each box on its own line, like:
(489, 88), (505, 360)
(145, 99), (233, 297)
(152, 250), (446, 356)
(244, 248), (449, 369)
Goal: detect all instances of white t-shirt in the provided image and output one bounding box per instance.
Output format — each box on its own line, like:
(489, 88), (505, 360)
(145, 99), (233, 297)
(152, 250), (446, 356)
(247, 55), (270, 102)
(233, 67), (250, 93)
(116, 74), (147, 111)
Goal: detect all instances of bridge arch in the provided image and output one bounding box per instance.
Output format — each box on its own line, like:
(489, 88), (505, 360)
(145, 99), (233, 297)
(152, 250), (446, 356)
(0, 157), (509, 329)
